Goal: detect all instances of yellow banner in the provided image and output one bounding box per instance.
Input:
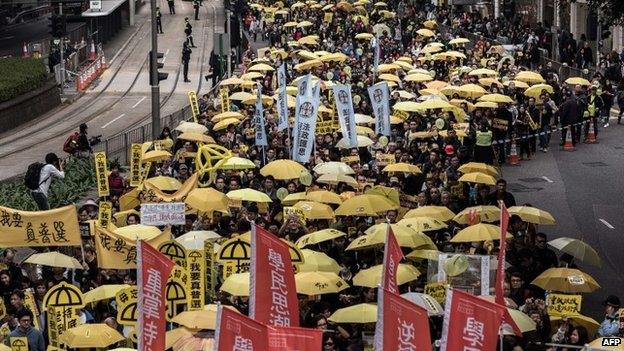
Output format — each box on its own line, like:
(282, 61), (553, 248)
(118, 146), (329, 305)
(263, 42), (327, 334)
(340, 155), (360, 164)
(142, 172), (198, 203)
(205, 241), (216, 301)
(94, 226), (172, 269)
(158, 240), (188, 269)
(424, 281), (448, 304)
(375, 153), (396, 166)
(141, 161), (151, 183)
(188, 91), (200, 122)
(47, 306), (78, 348)
(115, 286), (138, 326)
(284, 206), (306, 222)
(0, 205), (81, 247)
(323, 12), (333, 23)
(166, 266), (189, 321)
(10, 337), (28, 351)
(547, 293), (582, 317)
(0, 299), (5, 322)
(187, 249), (206, 310)
(23, 289), (40, 330)
(220, 88), (230, 113)
(98, 201), (112, 229)
(94, 152), (110, 197)
(393, 110), (409, 121)
(129, 144), (142, 187)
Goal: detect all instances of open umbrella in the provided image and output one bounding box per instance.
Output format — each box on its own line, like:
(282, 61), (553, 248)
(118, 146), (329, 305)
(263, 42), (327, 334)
(515, 71), (545, 84)
(60, 324), (124, 348)
(227, 189), (272, 203)
(404, 206), (455, 222)
(353, 264), (420, 287)
(508, 206), (556, 225)
(115, 224), (161, 241)
(336, 135), (374, 148)
(458, 83), (487, 98)
(260, 159), (307, 180)
(281, 192), (308, 206)
(449, 37), (470, 45)
(548, 237), (601, 267)
(175, 121), (208, 134)
(404, 73), (434, 82)
(305, 190), (343, 205)
(211, 111), (244, 123)
(478, 93), (514, 104)
(524, 83), (554, 98)
(220, 272), (250, 296)
(219, 76), (244, 86)
(565, 77), (591, 86)
(295, 272), (349, 295)
(382, 162), (422, 174)
(24, 252), (82, 269)
(335, 194), (397, 216)
(504, 80), (530, 89)
(328, 303), (377, 323)
(213, 118), (240, 131)
(468, 68), (498, 77)
(298, 249), (341, 273)
(142, 150), (172, 163)
(172, 306), (239, 330)
(316, 173), (358, 188)
(459, 172), (497, 185)
(450, 223), (512, 242)
(549, 315), (599, 337)
(347, 223), (435, 250)
(178, 132), (216, 144)
(295, 229), (347, 248)
(145, 176), (182, 191)
(474, 101), (498, 109)
(406, 249), (441, 261)
(186, 188), (229, 214)
(457, 162), (499, 176)
(293, 201), (335, 220)
(355, 32), (374, 40)
(175, 231), (222, 250)
(218, 156), (256, 170)
(453, 205), (501, 224)
(398, 216), (448, 232)
(530, 267), (600, 293)
(401, 293), (444, 315)
(416, 28), (435, 37)
(83, 284), (130, 304)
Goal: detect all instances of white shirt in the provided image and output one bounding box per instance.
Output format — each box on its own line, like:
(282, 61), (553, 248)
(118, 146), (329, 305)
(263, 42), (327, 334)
(36, 164), (65, 195)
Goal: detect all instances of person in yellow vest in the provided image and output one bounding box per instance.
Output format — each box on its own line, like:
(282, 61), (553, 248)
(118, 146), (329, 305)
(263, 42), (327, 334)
(585, 85), (603, 142)
(474, 123), (493, 165)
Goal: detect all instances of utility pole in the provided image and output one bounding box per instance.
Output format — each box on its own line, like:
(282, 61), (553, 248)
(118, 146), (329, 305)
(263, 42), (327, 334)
(596, 10), (601, 69)
(150, 0), (160, 139)
(59, 3), (64, 95)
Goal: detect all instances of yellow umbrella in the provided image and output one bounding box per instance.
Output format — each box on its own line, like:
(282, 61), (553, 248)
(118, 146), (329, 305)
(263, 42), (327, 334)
(365, 185), (400, 206)
(587, 337), (624, 350)
(328, 303), (377, 323)
(468, 68), (498, 77)
(450, 223), (512, 242)
(423, 19), (437, 29)
(503, 80), (530, 89)
(213, 117), (241, 131)
(530, 267), (600, 293)
(298, 37), (319, 46)
(229, 91), (255, 101)
(295, 59), (323, 71)
(382, 162), (422, 174)
(459, 172), (497, 185)
(319, 52), (347, 63)
(417, 99), (453, 110)
(218, 156), (256, 170)
(398, 216), (448, 232)
(373, 1), (387, 6)
(175, 230), (222, 250)
(549, 315), (599, 337)
(281, 192), (308, 206)
(219, 76), (244, 86)
(242, 94), (273, 106)
(565, 77), (591, 86)
(425, 80), (449, 90)
(474, 101), (498, 108)
(378, 73), (401, 83)
(515, 71), (545, 84)
(145, 176), (182, 191)
(186, 188), (229, 214)
(24, 252), (82, 269)
(547, 237), (601, 267)
(458, 83), (487, 98)
(305, 190), (343, 205)
(297, 50), (319, 60)
(449, 37), (470, 45)
(347, 224), (435, 250)
(406, 249), (441, 261)
(227, 189), (272, 203)
(275, 9), (289, 15)
(478, 77), (503, 88)
(453, 205), (501, 224)
(296, 229), (347, 248)
(283, 21), (298, 28)
(478, 93), (514, 104)
(60, 324), (124, 348)
(115, 224), (162, 241)
(404, 73), (433, 82)
(353, 264), (420, 287)
(166, 327), (196, 350)
(239, 72), (263, 80)
(211, 111), (244, 123)
(297, 20), (314, 27)
(178, 132), (216, 144)
(393, 101), (421, 112)
(313, 161), (355, 175)
(298, 249), (341, 273)
(416, 28), (435, 37)
(377, 63), (401, 73)
(172, 306), (238, 330)
(356, 125), (375, 136)
(457, 162), (499, 176)
(335, 135), (374, 148)
(295, 271), (349, 295)
(421, 45), (443, 54)
(175, 121), (208, 134)
(524, 83), (554, 98)
(335, 194), (398, 216)
(220, 272), (250, 296)
(507, 206), (556, 225)
(316, 173), (358, 188)
(83, 284), (131, 304)
(113, 209), (138, 227)
(478, 296), (537, 333)
(142, 150), (172, 163)
(119, 188), (140, 211)
(293, 201), (335, 220)
(397, 56), (413, 63)
(392, 90), (416, 99)
(404, 206), (455, 222)
(260, 159), (307, 180)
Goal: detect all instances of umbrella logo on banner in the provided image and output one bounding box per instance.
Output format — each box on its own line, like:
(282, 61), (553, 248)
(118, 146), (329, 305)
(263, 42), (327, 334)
(115, 286), (138, 326)
(166, 266), (189, 321)
(218, 234), (305, 275)
(158, 240), (188, 269)
(300, 102), (314, 119)
(10, 338), (28, 351)
(43, 282), (85, 309)
(373, 88), (383, 103)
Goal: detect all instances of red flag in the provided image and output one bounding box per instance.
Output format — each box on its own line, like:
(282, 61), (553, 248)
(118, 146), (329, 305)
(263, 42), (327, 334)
(137, 240), (174, 351)
(468, 208), (478, 225)
(215, 305), (269, 351)
(495, 201), (509, 306)
(375, 287), (432, 351)
(249, 224), (300, 327)
(268, 326), (323, 351)
(381, 226), (404, 294)
(440, 288), (506, 351)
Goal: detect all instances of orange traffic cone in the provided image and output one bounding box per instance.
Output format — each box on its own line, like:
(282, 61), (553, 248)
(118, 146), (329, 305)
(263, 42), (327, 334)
(586, 120), (597, 143)
(22, 42), (29, 58)
(508, 139), (520, 165)
(563, 126), (574, 151)
(88, 40), (97, 61)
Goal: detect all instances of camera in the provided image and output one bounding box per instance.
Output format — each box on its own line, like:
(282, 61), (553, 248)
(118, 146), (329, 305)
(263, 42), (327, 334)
(89, 135), (102, 146)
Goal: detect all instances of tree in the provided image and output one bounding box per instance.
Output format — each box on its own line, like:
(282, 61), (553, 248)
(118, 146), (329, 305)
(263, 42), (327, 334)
(559, 0), (624, 27)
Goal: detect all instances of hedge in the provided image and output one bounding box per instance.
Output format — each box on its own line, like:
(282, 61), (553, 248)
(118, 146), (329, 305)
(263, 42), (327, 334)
(0, 58), (48, 103)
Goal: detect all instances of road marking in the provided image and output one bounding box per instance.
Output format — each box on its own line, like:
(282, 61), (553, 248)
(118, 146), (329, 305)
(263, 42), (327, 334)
(599, 218), (615, 229)
(541, 176), (553, 183)
(101, 114), (126, 129)
(132, 96), (146, 108)
(165, 49), (170, 56)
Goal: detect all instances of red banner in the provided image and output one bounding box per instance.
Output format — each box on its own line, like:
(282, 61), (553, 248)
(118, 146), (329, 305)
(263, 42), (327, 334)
(382, 226), (404, 294)
(440, 289), (505, 351)
(495, 201), (509, 305)
(216, 305), (269, 351)
(375, 287), (432, 351)
(137, 240), (174, 351)
(249, 224), (299, 327)
(268, 326), (323, 351)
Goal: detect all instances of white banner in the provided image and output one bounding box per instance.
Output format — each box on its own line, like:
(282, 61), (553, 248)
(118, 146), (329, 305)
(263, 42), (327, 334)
(332, 84), (357, 148)
(373, 37), (380, 73)
(254, 85), (268, 146)
(368, 82), (391, 136)
(277, 64), (289, 131)
(140, 202), (185, 226)
(292, 77), (320, 163)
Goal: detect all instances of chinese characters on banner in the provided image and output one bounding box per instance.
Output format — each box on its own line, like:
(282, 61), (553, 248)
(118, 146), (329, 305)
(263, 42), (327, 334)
(332, 84), (357, 148)
(137, 240), (175, 351)
(94, 226), (171, 269)
(140, 203), (186, 226)
(98, 201), (112, 229)
(495, 202), (509, 305)
(424, 281), (448, 305)
(249, 225), (299, 327)
(43, 282), (84, 348)
(292, 76), (320, 163)
(368, 81), (391, 136)
(373, 36), (380, 72)
(220, 88), (230, 113)
(276, 64), (289, 131)
(187, 249), (206, 310)
(375, 288), (432, 351)
(215, 305), (269, 351)
(165, 265), (190, 321)
(205, 240), (217, 301)
(94, 152), (110, 197)
(23, 289), (40, 330)
(129, 144), (142, 187)
(0, 205), (80, 247)
(546, 293), (582, 317)
(115, 286), (139, 325)
(188, 91), (200, 122)
(439, 288), (506, 351)
(268, 326), (323, 351)
(254, 85), (268, 147)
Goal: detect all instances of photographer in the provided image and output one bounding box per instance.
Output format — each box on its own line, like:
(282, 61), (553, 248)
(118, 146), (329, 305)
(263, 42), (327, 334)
(63, 123), (99, 158)
(30, 153), (65, 210)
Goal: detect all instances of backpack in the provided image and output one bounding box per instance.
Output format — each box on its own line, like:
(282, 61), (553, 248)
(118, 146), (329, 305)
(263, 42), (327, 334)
(63, 132), (79, 154)
(24, 162), (46, 190)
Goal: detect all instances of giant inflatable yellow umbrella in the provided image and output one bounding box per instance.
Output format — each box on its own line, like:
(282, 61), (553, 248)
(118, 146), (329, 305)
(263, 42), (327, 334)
(353, 264), (420, 287)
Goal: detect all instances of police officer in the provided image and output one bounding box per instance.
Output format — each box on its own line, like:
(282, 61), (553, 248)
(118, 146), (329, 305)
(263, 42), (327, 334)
(156, 7), (163, 34)
(182, 42), (192, 83)
(184, 18), (196, 47)
(167, 0), (175, 14)
(193, 0), (200, 20)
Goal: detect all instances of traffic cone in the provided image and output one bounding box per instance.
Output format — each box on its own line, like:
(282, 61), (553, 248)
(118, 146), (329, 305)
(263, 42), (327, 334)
(22, 42), (29, 58)
(586, 120), (597, 143)
(563, 126), (574, 151)
(88, 40), (97, 61)
(508, 139), (520, 165)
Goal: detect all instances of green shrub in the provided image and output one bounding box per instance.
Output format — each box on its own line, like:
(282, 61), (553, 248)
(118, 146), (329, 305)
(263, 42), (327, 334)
(0, 158), (96, 211)
(0, 58), (48, 103)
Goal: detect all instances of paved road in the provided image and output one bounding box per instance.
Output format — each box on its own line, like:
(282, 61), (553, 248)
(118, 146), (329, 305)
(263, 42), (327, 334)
(503, 116), (624, 321)
(0, 19), (51, 57)
(0, 0), (223, 180)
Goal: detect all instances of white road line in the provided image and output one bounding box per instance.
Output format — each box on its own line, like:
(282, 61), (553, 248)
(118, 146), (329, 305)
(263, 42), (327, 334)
(541, 176), (553, 183)
(101, 114), (126, 129)
(132, 96), (146, 108)
(599, 218), (615, 229)
(165, 49), (170, 56)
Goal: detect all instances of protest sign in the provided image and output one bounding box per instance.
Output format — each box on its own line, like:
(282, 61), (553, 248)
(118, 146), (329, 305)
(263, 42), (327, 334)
(546, 293), (582, 317)
(140, 203), (186, 226)
(0, 205), (80, 247)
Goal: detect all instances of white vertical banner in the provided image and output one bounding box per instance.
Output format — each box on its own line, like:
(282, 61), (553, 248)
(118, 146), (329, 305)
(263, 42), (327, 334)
(373, 37), (380, 73)
(254, 85), (268, 147)
(292, 80), (320, 163)
(277, 64), (289, 131)
(368, 81), (391, 136)
(332, 84), (357, 148)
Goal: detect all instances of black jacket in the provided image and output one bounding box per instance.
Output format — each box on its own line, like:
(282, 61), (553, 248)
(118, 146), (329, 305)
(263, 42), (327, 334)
(559, 97), (578, 125)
